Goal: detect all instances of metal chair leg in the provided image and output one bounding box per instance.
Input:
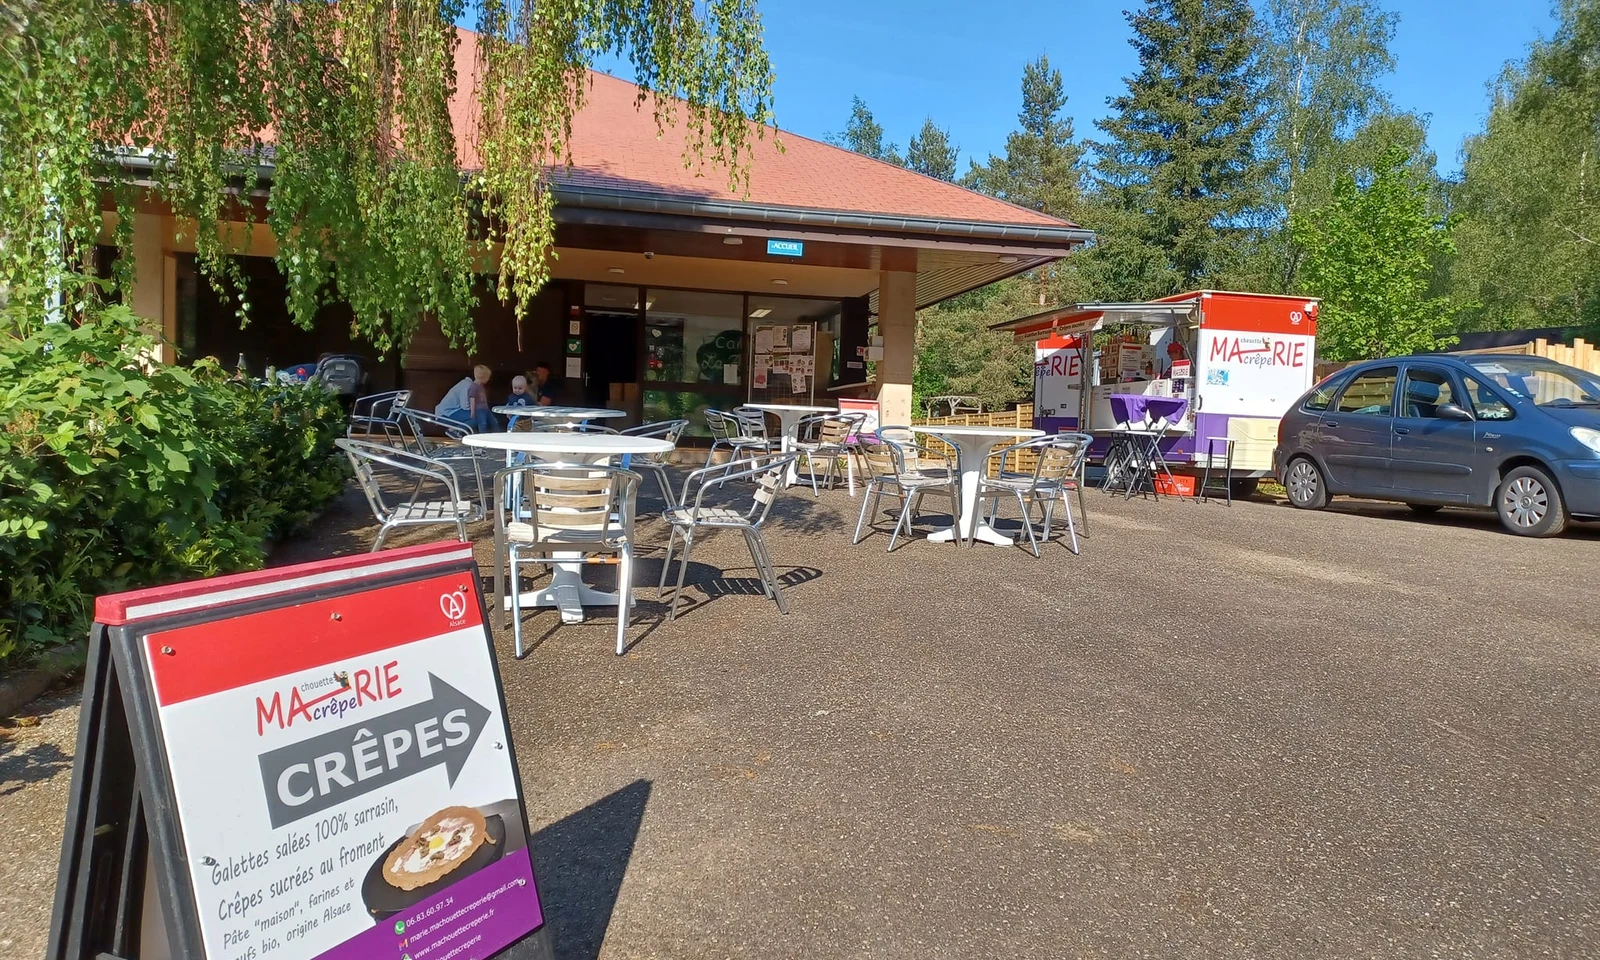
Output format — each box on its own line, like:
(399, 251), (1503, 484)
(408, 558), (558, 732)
(888, 495), (916, 552)
(1015, 489), (1040, 557)
(668, 533), (695, 621)
(751, 531), (788, 613)
(1063, 488), (1080, 554)
(615, 547), (631, 656)
(509, 550), (526, 660)
(852, 479), (876, 543)
(659, 526), (678, 596)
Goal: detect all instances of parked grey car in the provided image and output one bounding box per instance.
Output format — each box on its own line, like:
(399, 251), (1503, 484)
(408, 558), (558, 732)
(1274, 354), (1600, 536)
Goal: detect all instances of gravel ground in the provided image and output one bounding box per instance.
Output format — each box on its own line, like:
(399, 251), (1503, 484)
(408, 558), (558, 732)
(5, 478), (1599, 959)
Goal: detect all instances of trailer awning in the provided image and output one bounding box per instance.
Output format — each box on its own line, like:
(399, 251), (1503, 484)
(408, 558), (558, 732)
(990, 298), (1201, 343)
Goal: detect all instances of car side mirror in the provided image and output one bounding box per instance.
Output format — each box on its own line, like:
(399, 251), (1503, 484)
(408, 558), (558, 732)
(1436, 402), (1474, 421)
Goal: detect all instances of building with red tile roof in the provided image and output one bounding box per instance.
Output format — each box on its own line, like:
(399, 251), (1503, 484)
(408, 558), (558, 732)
(122, 35), (1092, 426)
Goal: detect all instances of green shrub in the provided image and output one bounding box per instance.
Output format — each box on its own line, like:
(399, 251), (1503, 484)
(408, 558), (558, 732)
(0, 296), (349, 666)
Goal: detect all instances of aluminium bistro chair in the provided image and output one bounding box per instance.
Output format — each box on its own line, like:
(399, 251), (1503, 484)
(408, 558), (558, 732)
(659, 453), (798, 619)
(347, 389), (412, 444)
(397, 407), (492, 513)
(494, 463), (642, 658)
(337, 439), (481, 551)
(851, 429), (961, 550)
(731, 407), (781, 463)
(619, 419), (689, 506)
(976, 433), (1092, 556)
(792, 411), (867, 497)
(703, 409), (775, 469)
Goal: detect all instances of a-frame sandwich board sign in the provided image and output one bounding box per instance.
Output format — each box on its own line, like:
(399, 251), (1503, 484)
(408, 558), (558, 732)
(48, 541), (553, 960)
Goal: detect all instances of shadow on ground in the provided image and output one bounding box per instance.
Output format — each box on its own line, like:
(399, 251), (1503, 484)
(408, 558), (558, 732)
(525, 779), (652, 960)
(0, 739), (72, 797)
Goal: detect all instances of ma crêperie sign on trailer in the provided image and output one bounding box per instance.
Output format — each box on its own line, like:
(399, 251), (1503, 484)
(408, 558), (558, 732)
(994, 290), (1320, 478)
(49, 541), (551, 960)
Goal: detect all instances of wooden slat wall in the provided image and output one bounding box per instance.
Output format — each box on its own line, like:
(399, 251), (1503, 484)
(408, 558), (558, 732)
(913, 404), (1040, 476)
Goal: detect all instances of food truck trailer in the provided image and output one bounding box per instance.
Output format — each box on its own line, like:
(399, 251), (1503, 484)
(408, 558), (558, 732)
(991, 291), (1320, 495)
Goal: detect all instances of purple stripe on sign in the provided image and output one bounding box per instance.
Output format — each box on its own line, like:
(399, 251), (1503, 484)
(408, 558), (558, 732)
(315, 850), (542, 960)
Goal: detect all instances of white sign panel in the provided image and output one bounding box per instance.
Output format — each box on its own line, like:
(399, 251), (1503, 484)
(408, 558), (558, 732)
(1197, 329), (1316, 417)
(140, 569), (541, 960)
(1034, 338), (1086, 423)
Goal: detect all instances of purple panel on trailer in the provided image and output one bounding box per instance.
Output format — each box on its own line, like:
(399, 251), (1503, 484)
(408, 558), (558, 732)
(1035, 415), (1078, 435)
(1040, 410), (1244, 469)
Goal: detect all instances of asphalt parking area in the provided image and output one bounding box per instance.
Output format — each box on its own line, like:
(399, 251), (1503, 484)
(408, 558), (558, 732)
(6, 481), (1598, 959)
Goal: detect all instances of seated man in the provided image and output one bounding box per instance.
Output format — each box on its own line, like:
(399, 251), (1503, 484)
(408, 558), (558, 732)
(530, 361), (556, 406)
(436, 364), (496, 432)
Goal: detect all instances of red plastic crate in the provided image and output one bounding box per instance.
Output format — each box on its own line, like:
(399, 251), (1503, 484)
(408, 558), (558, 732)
(1153, 473), (1196, 497)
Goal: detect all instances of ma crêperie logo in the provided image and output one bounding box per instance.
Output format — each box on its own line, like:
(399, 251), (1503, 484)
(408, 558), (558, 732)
(255, 662), (403, 736)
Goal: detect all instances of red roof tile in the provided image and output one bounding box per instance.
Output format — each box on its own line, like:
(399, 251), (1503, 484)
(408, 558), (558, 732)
(448, 32), (1074, 231)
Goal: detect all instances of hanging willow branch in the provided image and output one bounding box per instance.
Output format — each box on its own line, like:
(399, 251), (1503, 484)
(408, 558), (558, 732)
(0, 0), (775, 352)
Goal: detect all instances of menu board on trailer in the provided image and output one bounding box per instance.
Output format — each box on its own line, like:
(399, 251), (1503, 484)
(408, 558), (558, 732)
(49, 542), (551, 960)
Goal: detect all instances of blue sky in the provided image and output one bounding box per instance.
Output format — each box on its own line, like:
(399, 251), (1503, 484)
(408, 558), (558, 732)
(598, 0), (1557, 178)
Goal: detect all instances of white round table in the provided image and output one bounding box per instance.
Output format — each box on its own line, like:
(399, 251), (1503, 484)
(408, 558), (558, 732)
(745, 403), (837, 484)
(492, 405), (627, 427)
(910, 425), (1044, 546)
(464, 432), (674, 623)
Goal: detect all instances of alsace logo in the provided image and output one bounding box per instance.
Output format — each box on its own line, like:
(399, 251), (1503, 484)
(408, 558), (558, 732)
(439, 590), (469, 625)
(255, 661), (403, 736)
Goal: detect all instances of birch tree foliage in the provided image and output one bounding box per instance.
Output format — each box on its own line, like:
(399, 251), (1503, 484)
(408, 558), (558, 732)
(0, 0), (776, 351)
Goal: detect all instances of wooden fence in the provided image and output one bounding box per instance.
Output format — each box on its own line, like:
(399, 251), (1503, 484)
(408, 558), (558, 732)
(912, 404), (1041, 475)
(1452, 337), (1600, 375)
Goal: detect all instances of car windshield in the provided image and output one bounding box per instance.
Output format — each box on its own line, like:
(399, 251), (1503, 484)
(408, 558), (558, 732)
(1466, 357), (1600, 407)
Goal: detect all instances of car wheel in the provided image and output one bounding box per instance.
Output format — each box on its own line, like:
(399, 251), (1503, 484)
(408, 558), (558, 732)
(1406, 504), (1443, 515)
(1228, 477), (1260, 500)
(1285, 457), (1327, 510)
(1496, 465), (1568, 537)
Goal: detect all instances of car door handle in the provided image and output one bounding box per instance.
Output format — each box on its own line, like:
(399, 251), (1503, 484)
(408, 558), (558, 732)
(1394, 426), (1410, 435)
(1323, 420), (1340, 429)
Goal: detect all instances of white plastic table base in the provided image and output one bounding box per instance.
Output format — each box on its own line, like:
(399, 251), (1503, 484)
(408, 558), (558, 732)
(910, 426), (1043, 547)
(746, 404), (836, 485)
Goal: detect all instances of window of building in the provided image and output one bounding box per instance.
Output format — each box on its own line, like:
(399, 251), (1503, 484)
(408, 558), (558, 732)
(643, 289), (744, 387)
(746, 295), (842, 404)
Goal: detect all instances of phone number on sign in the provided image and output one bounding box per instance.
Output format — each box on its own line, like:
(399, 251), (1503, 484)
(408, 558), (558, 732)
(405, 895), (453, 928)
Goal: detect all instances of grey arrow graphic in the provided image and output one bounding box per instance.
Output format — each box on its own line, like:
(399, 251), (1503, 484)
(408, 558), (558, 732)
(257, 673), (491, 828)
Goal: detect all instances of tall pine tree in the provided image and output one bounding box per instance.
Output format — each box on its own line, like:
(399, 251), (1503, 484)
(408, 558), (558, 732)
(964, 55), (1089, 305)
(966, 55), (1084, 221)
(828, 96), (903, 164)
(1090, 0), (1270, 296)
(906, 118), (959, 181)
